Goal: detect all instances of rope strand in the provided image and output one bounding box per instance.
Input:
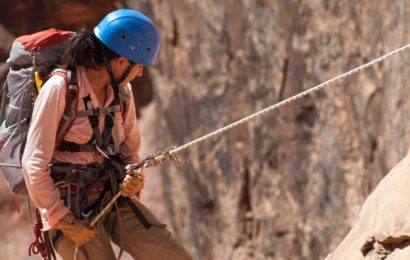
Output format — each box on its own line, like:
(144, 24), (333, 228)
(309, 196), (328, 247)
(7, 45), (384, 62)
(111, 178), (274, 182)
(171, 43), (410, 154)
(92, 43), (410, 227)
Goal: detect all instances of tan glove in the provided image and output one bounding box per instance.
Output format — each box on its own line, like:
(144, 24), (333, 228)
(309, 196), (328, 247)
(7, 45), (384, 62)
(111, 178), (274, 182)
(54, 211), (96, 246)
(120, 170), (145, 197)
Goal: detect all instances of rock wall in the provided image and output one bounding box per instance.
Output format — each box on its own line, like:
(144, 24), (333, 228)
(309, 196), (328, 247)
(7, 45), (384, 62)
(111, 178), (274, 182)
(1, 1), (410, 259)
(144, 1), (410, 259)
(0, 0), (117, 35)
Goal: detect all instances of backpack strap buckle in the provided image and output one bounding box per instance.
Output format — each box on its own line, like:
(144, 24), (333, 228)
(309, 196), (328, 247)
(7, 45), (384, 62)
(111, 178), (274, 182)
(98, 107), (105, 117)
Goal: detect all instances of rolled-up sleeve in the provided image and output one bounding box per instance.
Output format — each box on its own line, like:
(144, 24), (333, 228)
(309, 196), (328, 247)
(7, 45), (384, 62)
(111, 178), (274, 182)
(22, 75), (70, 230)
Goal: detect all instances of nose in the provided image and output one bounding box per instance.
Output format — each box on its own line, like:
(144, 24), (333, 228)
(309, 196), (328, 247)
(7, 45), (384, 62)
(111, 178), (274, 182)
(135, 65), (143, 77)
(138, 66), (143, 77)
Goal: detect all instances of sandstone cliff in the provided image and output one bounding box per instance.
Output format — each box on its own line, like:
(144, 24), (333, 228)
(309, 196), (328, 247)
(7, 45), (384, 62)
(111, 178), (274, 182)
(147, 1), (410, 259)
(1, 1), (410, 259)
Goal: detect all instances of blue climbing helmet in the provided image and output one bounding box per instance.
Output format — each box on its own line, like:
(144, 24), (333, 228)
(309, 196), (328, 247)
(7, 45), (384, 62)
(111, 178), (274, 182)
(94, 9), (160, 66)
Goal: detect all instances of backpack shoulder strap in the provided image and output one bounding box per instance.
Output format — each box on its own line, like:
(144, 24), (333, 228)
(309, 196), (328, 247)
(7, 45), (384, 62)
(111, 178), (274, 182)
(51, 69), (79, 148)
(57, 85), (128, 155)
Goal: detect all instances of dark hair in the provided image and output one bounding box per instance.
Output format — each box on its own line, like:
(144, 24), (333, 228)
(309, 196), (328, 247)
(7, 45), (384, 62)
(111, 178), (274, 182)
(63, 30), (119, 71)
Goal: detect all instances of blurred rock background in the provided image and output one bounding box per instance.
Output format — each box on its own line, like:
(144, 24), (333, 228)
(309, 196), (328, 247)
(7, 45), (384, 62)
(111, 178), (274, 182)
(1, 0), (410, 259)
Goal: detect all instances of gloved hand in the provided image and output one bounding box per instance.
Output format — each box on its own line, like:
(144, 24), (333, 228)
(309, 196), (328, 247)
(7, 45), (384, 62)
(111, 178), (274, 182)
(120, 170), (145, 197)
(54, 211), (96, 246)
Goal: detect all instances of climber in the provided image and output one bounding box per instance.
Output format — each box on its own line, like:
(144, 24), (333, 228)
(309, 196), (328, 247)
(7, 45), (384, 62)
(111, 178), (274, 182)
(22, 9), (192, 259)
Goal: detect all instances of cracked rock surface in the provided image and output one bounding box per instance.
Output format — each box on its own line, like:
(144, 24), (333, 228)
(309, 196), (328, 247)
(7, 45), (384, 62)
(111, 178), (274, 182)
(1, 1), (410, 259)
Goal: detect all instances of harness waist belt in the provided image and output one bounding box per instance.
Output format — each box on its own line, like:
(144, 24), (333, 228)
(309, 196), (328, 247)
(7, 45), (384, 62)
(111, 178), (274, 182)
(50, 163), (107, 184)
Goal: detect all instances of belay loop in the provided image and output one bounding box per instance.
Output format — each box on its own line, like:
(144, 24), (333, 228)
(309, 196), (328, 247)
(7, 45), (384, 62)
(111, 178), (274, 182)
(28, 223), (47, 259)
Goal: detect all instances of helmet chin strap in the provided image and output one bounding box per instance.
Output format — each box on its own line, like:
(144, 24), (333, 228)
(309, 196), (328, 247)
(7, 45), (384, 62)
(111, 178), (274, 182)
(98, 42), (136, 87)
(102, 57), (136, 88)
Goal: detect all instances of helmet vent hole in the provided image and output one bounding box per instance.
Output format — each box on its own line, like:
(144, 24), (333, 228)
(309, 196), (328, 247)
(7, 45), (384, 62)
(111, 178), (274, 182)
(147, 47), (151, 52)
(121, 35), (127, 40)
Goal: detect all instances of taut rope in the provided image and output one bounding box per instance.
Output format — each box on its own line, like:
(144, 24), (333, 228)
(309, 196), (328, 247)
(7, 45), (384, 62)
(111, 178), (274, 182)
(171, 43), (410, 154)
(91, 43), (410, 227)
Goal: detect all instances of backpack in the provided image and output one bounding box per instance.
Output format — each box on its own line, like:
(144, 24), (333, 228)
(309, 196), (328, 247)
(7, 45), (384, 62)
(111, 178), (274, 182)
(0, 28), (78, 194)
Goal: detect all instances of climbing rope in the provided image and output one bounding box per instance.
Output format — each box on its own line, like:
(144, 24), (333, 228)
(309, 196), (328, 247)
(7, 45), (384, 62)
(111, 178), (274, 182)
(91, 43), (410, 226)
(28, 223), (47, 259)
(171, 43), (410, 155)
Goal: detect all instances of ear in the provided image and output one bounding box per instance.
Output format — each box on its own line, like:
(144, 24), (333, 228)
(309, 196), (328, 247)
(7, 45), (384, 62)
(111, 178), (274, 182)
(110, 57), (127, 68)
(118, 57), (128, 66)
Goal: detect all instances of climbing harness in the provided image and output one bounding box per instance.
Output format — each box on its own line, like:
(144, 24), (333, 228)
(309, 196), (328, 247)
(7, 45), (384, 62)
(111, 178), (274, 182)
(90, 147), (184, 227)
(52, 159), (152, 260)
(24, 39), (410, 259)
(92, 43), (410, 227)
(56, 83), (129, 155)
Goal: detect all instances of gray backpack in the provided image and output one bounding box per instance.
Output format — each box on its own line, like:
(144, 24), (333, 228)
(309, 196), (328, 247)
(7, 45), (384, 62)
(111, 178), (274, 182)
(0, 29), (78, 194)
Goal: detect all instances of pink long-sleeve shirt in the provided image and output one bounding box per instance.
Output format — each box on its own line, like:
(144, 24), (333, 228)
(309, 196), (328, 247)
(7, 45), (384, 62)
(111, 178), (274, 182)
(22, 66), (141, 230)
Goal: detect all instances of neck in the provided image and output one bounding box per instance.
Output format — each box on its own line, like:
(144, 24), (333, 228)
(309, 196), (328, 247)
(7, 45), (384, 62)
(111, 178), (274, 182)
(85, 68), (110, 105)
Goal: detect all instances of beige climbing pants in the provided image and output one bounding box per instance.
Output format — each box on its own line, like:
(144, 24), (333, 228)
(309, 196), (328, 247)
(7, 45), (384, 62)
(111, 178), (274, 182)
(50, 199), (192, 260)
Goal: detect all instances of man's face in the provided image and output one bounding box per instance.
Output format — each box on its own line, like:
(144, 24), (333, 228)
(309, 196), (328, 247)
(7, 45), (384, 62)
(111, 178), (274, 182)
(111, 57), (143, 85)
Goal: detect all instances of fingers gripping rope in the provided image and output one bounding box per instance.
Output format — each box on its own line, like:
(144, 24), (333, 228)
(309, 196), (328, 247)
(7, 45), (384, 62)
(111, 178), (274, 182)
(90, 147), (184, 227)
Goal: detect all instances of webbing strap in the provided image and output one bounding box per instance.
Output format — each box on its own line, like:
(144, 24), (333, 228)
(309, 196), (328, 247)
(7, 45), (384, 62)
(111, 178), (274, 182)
(110, 87), (122, 154)
(102, 116), (115, 153)
(83, 95), (103, 147)
(57, 81), (127, 155)
(57, 141), (97, 152)
(75, 105), (121, 117)
(55, 70), (78, 148)
(8, 104), (32, 111)
(60, 93), (119, 156)
(10, 64), (33, 71)
(123, 197), (152, 229)
(0, 80), (9, 125)
(116, 63), (136, 85)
